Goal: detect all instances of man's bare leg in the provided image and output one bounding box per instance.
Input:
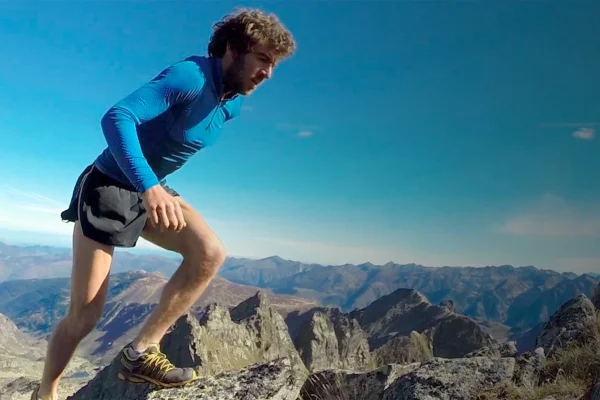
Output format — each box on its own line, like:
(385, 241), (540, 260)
(130, 196), (226, 352)
(36, 221), (113, 399)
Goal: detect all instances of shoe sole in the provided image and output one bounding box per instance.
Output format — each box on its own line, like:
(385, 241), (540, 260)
(117, 371), (199, 388)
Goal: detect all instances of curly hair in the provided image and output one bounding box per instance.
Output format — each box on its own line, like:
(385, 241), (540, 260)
(208, 8), (296, 61)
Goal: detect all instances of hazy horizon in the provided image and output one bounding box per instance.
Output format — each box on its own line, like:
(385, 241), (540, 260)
(1, 235), (599, 278)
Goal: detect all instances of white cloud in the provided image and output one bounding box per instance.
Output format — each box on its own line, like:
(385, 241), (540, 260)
(297, 131), (313, 138)
(277, 123), (319, 139)
(572, 127), (595, 140)
(540, 121), (598, 140)
(498, 194), (600, 237)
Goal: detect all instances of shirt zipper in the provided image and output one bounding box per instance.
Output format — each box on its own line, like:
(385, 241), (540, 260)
(206, 97), (224, 130)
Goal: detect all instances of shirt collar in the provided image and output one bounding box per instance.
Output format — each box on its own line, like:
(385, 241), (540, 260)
(210, 56), (239, 101)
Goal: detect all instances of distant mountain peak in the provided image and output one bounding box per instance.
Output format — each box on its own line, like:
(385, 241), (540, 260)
(230, 290), (273, 321)
(367, 288), (431, 311)
(263, 255), (286, 262)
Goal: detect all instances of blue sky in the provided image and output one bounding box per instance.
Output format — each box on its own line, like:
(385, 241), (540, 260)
(0, 0), (598, 273)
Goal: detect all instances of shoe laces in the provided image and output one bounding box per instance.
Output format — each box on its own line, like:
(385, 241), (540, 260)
(141, 351), (176, 378)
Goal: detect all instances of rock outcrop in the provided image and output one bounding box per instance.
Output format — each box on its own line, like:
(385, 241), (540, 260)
(66, 291), (308, 400)
(66, 358), (301, 400)
(293, 309), (374, 372)
(300, 357), (516, 400)
(349, 288), (498, 358)
(439, 299), (456, 313)
(373, 331), (433, 365)
(535, 294), (599, 356)
(513, 347), (546, 388)
(464, 340), (518, 358)
(162, 291), (307, 377)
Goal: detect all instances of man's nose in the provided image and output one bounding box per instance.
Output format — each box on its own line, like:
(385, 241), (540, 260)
(262, 65), (273, 80)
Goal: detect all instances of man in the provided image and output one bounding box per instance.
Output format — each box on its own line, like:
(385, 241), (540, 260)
(32, 8), (295, 400)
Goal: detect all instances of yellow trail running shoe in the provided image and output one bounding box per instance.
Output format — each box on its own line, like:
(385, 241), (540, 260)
(117, 343), (198, 388)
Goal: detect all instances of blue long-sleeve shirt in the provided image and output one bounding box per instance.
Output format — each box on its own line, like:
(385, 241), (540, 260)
(94, 56), (243, 193)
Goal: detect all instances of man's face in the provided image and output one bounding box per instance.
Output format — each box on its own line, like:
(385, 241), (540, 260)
(224, 44), (277, 96)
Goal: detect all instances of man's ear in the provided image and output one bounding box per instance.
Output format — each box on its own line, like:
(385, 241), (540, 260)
(226, 43), (240, 60)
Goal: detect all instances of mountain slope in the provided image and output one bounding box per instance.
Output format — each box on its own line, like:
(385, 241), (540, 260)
(0, 312), (97, 399)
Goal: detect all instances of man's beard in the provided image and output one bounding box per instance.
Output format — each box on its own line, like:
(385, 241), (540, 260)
(223, 56), (249, 96)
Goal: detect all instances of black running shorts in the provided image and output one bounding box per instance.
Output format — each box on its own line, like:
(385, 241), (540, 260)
(60, 163), (179, 247)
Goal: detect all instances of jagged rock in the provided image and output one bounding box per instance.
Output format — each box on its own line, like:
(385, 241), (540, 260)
(159, 291), (307, 377)
(383, 357), (516, 400)
(349, 288), (499, 359)
(440, 299), (456, 313)
(464, 340), (518, 358)
(299, 363), (421, 400)
(67, 358), (304, 400)
(424, 315), (498, 358)
(373, 331), (433, 365)
(331, 312), (374, 370)
(294, 310), (373, 372)
(66, 292), (309, 400)
(536, 294), (599, 356)
(513, 347), (546, 388)
(294, 311), (340, 372)
(300, 357), (515, 400)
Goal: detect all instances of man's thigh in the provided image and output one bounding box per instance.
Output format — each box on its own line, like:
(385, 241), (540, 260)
(140, 196), (224, 257)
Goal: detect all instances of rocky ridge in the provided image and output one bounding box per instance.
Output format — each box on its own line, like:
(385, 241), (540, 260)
(1, 285), (598, 400)
(347, 288), (500, 358)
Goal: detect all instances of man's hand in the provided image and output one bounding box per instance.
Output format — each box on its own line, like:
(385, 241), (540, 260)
(141, 185), (186, 232)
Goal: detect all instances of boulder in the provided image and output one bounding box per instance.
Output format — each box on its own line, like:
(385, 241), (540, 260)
(513, 347), (546, 388)
(536, 294), (598, 356)
(300, 356), (516, 400)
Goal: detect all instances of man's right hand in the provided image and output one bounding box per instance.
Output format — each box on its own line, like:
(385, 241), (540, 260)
(141, 185), (186, 232)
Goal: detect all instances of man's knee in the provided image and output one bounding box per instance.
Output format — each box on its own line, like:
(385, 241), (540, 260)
(184, 237), (227, 273)
(191, 238), (226, 265)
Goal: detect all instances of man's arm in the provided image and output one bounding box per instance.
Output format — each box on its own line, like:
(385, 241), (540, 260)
(100, 60), (205, 193)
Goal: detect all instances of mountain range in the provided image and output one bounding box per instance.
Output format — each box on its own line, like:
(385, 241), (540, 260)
(0, 241), (598, 354)
(219, 256), (598, 340)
